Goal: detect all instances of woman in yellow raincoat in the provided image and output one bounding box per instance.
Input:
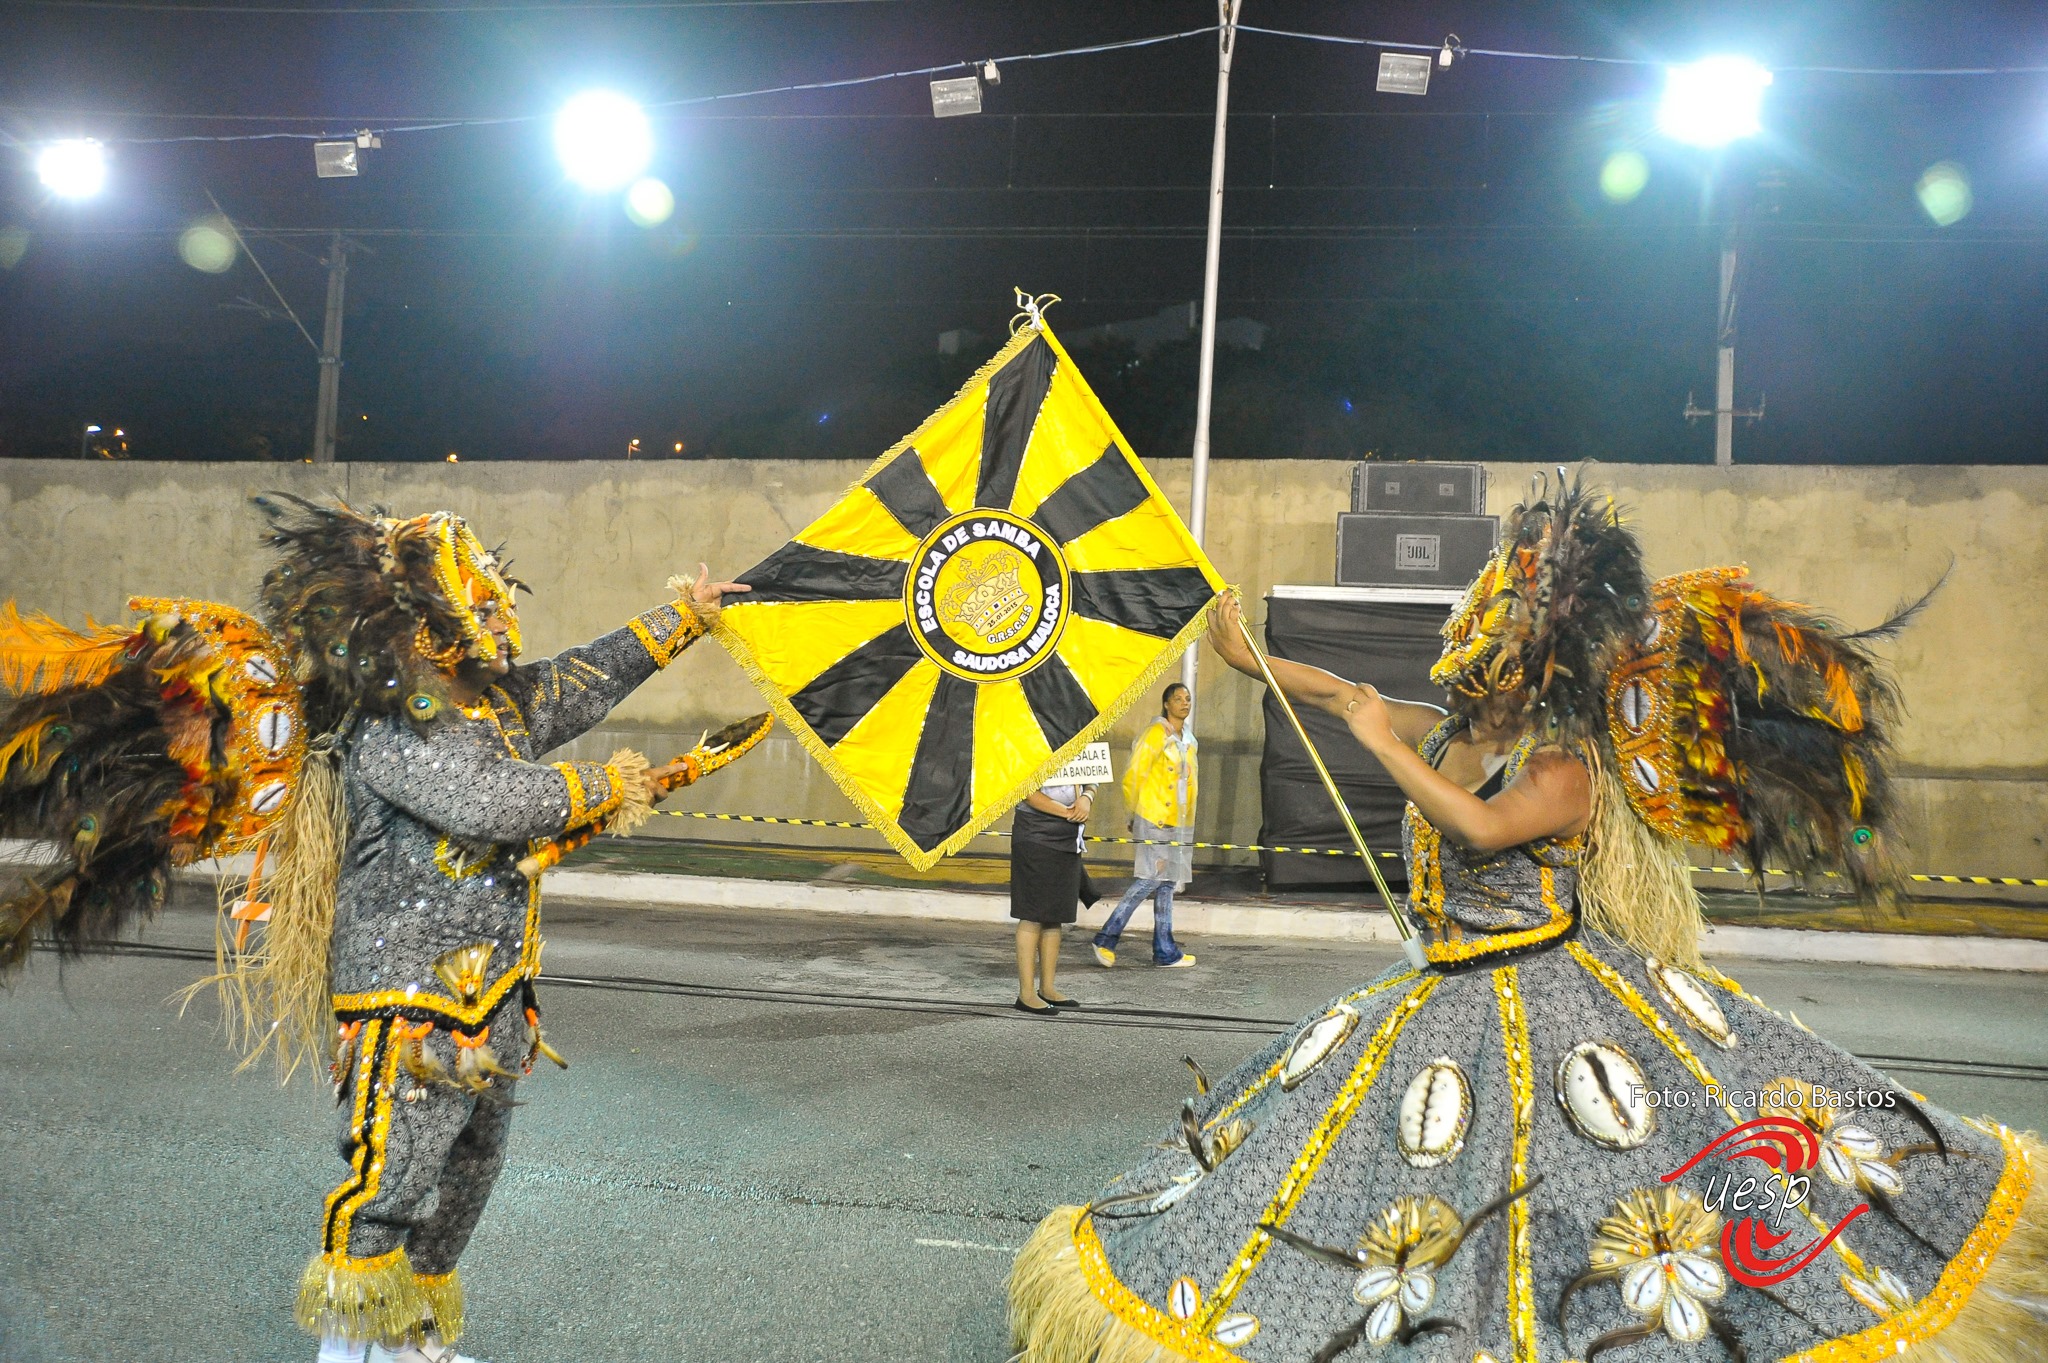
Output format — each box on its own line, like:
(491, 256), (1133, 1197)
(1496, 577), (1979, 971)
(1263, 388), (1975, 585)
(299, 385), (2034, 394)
(1092, 682), (1197, 969)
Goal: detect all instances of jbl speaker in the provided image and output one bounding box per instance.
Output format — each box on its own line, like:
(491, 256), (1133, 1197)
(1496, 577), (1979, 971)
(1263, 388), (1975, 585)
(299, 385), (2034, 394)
(1351, 462), (1487, 515)
(1336, 512), (1499, 589)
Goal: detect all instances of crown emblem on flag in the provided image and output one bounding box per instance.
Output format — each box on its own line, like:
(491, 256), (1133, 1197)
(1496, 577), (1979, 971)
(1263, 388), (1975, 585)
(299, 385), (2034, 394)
(942, 549), (1031, 643)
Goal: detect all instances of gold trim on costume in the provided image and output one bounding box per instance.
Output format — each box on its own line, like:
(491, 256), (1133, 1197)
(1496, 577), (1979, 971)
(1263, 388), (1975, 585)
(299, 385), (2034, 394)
(631, 605), (706, 669)
(1785, 1125), (2035, 1363)
(324, 1020), (404, 1253)
(1202, 971), (1421, 1133)
(1196, 976), (1443, 1326)
(1493, 966), (1538, 1362)
(1068, 1208), (1252, 1363)
(1421, 863), (1574, 966)
(433, 836), (493, 881)
(332, 875), (542, 1027)
(555, 760), (626, 831)
(1567, 941), (1720, 1090)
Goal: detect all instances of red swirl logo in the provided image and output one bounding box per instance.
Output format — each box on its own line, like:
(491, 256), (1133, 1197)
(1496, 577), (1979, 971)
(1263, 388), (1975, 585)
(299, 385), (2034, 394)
(1661, 1117), (1871, 1287)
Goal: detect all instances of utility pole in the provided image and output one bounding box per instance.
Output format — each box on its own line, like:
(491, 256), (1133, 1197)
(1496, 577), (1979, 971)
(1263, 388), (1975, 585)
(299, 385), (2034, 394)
(1714, 232), (1737, 466)
(311, 231), (349, 465)
(1181, 0), (1243, 702)
(1684, 223), (1765, 461)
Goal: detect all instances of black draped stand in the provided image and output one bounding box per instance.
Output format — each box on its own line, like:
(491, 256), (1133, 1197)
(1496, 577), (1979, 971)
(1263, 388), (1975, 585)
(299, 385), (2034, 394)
(1258, 589), (1454, 890)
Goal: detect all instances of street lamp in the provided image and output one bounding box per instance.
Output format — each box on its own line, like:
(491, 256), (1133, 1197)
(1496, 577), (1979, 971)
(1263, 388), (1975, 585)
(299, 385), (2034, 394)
(79, 423), (101, 459)
(38, 140), (108, 199)
(554, 91), (652, 192)
(1657, 56), (1773, 148)
(626, 438), (642, 460)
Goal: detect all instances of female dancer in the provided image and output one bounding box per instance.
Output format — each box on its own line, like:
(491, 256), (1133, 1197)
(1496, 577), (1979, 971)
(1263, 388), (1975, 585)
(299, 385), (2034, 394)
(1009, 477), (2044, 1363)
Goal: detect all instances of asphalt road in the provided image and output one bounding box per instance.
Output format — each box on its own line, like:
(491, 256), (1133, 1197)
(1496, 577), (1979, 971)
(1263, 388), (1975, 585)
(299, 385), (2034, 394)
(2, 893), (2045, 1363)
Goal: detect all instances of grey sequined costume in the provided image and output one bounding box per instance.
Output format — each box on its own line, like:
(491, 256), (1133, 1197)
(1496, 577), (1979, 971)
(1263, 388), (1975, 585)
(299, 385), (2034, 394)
(304, 601), (701, 1341)
(1012, 722), (2037, 1363)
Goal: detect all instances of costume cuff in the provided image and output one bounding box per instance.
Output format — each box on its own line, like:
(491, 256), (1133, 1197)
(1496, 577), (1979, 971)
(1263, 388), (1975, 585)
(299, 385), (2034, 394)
(553, 751), (654, 834)
(628, 601), (706, 669)
(554, 759), (626, 830)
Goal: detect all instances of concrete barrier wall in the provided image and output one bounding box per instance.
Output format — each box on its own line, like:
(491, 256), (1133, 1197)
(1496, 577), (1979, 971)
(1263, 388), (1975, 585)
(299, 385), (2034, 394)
(2, 458), (2042, 878)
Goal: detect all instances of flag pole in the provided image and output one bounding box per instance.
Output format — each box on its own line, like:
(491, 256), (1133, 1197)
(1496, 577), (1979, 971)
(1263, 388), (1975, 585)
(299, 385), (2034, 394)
(1180, 0), (1243, 706)
(1234, 612), (1429, 971)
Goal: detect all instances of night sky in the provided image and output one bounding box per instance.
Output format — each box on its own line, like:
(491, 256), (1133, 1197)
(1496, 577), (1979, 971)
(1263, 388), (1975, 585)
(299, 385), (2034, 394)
(1, 0), (2044, 464)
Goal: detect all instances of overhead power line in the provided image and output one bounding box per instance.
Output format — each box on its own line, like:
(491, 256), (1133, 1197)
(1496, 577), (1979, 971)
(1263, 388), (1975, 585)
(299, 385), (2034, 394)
(16, 0), (902, 11)
(6, 25), (1222, 143)
(1242, 23), (2048, 76)
(8, 21), (2047, 148)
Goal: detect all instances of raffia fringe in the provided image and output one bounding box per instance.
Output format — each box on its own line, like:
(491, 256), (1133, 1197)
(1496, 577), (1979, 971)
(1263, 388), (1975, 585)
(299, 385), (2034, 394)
(178, 744), (346, 1084)
(295, 1249), (429, 1346)
(1579, 755), (1707, 969)
(1009, 1207), (1199, 1363)
(605, 748), (655, 837)
(415, 1268), (465, 1345)
(1891, 1129), (2048, 1363)
(1010, 1133), (2048, 1363)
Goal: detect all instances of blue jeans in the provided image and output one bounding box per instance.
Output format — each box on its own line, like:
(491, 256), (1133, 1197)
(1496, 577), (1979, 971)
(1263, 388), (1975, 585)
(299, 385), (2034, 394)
(1093, 879), (1183, 964)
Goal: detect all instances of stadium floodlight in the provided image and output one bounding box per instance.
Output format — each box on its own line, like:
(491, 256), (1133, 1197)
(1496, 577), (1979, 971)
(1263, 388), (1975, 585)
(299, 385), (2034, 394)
(1657, 56), (1773, 148)
(553, 91), (653, 191)
(37, 139), (108, 199)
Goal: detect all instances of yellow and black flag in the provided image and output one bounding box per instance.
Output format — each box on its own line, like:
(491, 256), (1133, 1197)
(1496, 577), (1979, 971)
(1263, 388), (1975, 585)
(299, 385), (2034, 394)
(714, 301), (1225, 870)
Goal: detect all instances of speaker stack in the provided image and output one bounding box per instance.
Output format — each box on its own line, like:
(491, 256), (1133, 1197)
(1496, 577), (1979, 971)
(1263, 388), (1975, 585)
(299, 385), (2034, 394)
(1337, 462), (1498, 590)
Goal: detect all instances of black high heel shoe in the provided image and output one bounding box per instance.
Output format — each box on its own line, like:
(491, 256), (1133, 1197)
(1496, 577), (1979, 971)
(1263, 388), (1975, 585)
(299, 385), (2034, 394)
(1013, 997), (1058, 1016)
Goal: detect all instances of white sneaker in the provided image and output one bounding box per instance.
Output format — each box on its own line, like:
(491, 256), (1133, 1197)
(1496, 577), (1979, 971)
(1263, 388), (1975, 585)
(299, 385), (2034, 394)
(1092, 945), (1115, 968)
(1160, 953), (1197, 969)
(368, 1338), (483, 1363)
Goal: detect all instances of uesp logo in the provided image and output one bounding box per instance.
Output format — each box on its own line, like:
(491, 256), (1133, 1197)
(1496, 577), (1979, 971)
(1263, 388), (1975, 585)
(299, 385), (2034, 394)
(1661, 1117), (1870, 1286)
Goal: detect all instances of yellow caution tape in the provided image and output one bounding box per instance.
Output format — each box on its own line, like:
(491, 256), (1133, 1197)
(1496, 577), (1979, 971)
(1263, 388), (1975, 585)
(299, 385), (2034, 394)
(654, 810), (2048, 885)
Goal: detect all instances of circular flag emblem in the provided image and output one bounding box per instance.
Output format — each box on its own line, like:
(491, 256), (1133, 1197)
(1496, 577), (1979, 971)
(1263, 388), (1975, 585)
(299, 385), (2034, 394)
(906, 509), (1070, 681)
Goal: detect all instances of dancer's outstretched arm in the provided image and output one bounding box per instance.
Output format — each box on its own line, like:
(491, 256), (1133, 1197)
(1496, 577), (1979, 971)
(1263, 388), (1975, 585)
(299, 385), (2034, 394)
(1205, 590), (1442, 744)
(1205, 590), (1587, 854)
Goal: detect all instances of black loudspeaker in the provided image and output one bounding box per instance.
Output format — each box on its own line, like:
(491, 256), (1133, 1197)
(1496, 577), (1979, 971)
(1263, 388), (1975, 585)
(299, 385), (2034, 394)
(1350, 461), (1487, 514)
(1258, 590), (1452, 890)
(1336, 512), (1500, 590)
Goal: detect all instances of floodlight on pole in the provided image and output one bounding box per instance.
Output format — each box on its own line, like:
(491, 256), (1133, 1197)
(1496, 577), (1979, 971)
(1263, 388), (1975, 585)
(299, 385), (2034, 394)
(554, 91), (653, 191)
(38, 139), (108, 199)
(1656, 56), (1773, 148)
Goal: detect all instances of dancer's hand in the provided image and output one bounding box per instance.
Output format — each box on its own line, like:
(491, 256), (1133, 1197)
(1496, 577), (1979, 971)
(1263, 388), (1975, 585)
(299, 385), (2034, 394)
(1205, 590), (1257, 676)
(683, 563), (750, 624)
(1066, 791), (1094, 824)
(1343, 684), (1398, 756)
(646, 759), (692, 798)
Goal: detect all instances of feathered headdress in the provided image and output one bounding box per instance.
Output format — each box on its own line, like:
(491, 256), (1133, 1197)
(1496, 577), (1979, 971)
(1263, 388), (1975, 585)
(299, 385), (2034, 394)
(0, 599), (305, 974)
(1430, 471), (1929, 960)
(254, 494), (522, 731)
(1430, 470), (1650, 745)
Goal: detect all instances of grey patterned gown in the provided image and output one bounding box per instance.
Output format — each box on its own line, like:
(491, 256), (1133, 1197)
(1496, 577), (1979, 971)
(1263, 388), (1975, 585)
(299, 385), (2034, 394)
(1019, 720), (2035, 1363)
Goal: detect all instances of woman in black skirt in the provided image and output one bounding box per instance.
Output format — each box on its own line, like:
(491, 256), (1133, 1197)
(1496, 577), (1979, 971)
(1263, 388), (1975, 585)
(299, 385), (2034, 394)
(1010, 778), (1099, 1015)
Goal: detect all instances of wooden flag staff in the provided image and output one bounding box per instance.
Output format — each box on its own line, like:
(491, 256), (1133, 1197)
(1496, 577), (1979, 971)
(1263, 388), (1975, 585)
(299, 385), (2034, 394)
(1234, 611), (1430, 972)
